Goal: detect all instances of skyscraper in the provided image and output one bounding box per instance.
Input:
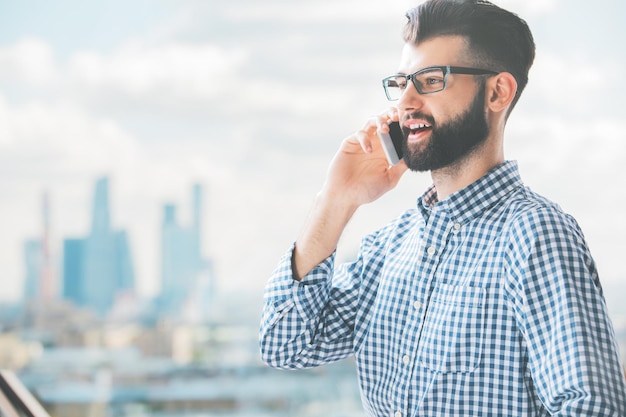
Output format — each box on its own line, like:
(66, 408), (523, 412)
(62, 239), (84, 305)
(23, 192), (57, 302)
(39, 192), (55, 301)
(23, 240), (41, 301)
(159, 183), (214, 319)
(62, 177), (136, 315)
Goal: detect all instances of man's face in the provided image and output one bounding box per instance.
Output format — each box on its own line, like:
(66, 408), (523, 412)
(395, 36), (490, 172)
(401, 83), (488, 172)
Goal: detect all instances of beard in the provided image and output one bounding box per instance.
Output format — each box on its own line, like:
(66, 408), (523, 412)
(402, 86), (489, 172)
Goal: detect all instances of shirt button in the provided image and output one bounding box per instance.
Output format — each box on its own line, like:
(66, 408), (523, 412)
(427, 246), (436, 256)
(413, 300), (422, 310)
(394, 412), (402, 417)
(402, 355), (410, 365)
(454, 222), (462, 231)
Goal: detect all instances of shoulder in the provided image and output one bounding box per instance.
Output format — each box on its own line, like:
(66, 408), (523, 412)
(504, 186), (584, 247)
(501, 186), (594, 281)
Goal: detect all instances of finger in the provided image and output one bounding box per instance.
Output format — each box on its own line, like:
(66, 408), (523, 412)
(356, 108), (400, 153)
(354, 128), (374, 153)
(341, 130), (372, 156)
(388, 159), (409, 185)
(375, 107), (400, 133)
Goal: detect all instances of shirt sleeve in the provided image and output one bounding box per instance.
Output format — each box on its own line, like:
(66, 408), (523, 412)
(259, 242), (362, 369)
(504, 206), (626, 415)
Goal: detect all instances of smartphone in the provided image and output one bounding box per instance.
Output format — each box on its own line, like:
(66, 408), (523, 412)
(378, 121), (404, 165)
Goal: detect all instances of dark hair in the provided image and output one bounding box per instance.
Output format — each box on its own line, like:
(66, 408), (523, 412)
(403, 0), (535, 112)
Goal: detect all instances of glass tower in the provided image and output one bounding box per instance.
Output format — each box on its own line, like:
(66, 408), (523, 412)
(159, 184), (213, 318)
(62, 177), (135, 315)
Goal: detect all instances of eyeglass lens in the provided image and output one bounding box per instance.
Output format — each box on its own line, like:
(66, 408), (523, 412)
(384, 68), (446, 100)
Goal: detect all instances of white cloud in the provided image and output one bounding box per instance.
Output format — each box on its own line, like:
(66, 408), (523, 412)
(68, 40), (248, 100)
(240, 79), (357, 115)
(221, 0), (558, 24)
(0, 36), (249, 107)
(509, 115), (626, 172)
(493, 0), (560, 17)
(0, 95), (12, 146)
(0, 37), (58, 85)
(527, 51), (619, 113)
(222, 0), (416, 22)
(0, 98), (140, 176)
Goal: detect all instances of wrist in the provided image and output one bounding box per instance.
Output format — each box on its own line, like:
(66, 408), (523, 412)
(315, 187), (360, 223)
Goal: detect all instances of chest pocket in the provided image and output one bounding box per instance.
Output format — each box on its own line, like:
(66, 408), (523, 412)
(418, 283), (485, 373)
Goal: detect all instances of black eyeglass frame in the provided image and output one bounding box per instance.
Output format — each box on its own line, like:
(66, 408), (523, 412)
(382, 65), (499, 101)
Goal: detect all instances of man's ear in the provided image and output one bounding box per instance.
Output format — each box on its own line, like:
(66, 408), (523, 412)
(486, 72), (517, 113)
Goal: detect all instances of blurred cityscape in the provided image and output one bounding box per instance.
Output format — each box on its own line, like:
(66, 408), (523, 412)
(1, 177), (625, 416)
(1, 177), (363, 417)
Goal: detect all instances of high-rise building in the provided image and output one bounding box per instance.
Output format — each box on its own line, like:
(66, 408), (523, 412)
(62, 239), (84, 304)
(23, 240), (41, 300)
(62, 177), (136, 315)
(40, 192), (55, 301)
(159, 184), (214, 319)
(22, 192), (57, 302)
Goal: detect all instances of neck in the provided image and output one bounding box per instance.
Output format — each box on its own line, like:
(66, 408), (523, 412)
(430, 133), (504, 201)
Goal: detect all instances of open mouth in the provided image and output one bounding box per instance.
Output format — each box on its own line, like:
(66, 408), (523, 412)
(404, 120), (433, 141)
(408, 122), (432, 135)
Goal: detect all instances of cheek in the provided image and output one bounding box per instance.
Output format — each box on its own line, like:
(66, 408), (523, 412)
(434, 91), (477, 122)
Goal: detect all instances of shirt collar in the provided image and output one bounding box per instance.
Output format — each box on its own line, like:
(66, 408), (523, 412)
(417, 160), (523, 225)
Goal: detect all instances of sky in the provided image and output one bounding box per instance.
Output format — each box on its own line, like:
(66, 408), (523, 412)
(1, 0), (625, 317)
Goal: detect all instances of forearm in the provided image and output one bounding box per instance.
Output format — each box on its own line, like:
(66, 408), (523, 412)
(293, 189), (358, 280)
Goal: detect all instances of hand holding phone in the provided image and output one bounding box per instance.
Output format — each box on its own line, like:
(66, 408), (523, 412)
(378, 121), (404, 166)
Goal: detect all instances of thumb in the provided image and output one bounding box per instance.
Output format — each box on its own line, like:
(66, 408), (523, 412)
(388, 160), (409, 187)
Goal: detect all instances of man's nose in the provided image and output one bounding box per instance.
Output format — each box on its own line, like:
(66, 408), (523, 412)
(397, 82), (425, 114)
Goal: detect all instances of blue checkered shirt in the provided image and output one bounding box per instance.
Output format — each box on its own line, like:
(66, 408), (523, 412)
(260, 161), (626, 416)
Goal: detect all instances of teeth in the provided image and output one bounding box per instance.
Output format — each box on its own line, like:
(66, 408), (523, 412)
(410, 123), (430, 130)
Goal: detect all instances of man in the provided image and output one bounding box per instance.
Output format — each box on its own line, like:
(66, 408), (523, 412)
(259, 0), (626, 415)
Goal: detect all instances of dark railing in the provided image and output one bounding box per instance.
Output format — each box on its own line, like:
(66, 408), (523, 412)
(0, 370), (51, 417)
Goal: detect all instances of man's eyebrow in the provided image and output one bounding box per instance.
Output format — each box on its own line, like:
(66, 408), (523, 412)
(395, 66), (441, 76)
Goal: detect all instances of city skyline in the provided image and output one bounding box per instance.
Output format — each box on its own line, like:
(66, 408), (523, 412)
(21, 176), (214, 318)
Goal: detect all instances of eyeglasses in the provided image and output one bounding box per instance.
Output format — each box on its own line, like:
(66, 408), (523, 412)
(382, 65), (499, 101)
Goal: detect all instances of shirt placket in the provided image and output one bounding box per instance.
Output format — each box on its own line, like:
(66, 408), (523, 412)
(392, 205), (450, 416)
